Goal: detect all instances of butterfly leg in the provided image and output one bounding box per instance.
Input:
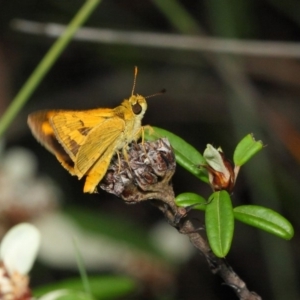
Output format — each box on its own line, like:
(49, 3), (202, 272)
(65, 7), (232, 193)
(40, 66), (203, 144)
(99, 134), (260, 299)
(138, 125), (153, 155)
(122, 146), (134, 174)
(134, 125), (152, 144)
(116, 150), (123, 173)
(140, 126), (145, 144)
(142, 125), (154, 140)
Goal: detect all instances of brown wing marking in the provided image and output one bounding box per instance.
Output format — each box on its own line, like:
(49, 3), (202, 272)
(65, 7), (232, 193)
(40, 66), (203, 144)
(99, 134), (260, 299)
(27, 111), (76, 174)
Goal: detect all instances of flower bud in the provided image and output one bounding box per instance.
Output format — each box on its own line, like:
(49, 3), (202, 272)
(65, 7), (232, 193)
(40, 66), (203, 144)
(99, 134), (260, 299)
(203, 144), (235, 192)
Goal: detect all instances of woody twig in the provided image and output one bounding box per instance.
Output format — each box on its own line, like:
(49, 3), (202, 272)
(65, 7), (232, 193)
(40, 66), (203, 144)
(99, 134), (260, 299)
(99, 138), (262, 300)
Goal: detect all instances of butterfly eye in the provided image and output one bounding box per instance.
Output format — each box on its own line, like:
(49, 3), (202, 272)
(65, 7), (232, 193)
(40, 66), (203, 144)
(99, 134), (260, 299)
(132, 102), (142, 115)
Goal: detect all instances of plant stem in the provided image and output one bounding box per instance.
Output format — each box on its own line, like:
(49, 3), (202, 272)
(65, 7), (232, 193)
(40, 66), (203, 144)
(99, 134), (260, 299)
(73, 237), (92, 297)
(0, 0), (101, 138)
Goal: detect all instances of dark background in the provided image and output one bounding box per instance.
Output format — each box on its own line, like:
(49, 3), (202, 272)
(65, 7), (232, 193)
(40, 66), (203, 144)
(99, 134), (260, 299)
(0, 1), (300, 299)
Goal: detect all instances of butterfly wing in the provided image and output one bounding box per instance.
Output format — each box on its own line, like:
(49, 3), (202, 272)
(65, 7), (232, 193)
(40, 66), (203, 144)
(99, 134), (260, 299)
(50, 108), (115, 162)
(83, 141), (118, 193)
(27, 110), (76, 175)
(29, 107), (125, 184)
(74, 118), (125, 177)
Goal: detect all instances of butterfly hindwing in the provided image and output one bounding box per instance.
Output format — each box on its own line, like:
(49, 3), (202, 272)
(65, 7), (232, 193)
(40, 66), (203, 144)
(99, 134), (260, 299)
(83, 141), (118, 193)
(27, 110), (76, 174)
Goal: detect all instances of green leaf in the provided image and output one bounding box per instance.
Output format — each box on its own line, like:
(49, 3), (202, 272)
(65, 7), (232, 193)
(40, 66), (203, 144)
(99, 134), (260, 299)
(145, 127), (208, 182)
(234, 205), (294, 240)
(39, 290), (93, 300)
(34, 276), (136, 299)
(233, 133), (263, 166)
(205, 191), (234, 257)
(176, 192), (207, 211)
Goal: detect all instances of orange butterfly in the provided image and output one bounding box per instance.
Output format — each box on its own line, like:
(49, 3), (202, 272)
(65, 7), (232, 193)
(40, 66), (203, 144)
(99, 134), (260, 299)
(28, 67), (148, 193)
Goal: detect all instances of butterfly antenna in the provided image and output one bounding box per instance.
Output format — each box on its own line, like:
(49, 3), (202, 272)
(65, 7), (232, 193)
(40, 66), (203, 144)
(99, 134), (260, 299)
(145, 88), (166, 99)
(131, 66), (138, 96)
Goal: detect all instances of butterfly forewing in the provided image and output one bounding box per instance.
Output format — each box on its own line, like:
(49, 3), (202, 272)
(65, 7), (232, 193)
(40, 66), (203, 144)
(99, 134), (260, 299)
(75, 118), (125, 177)
(50, 109), (115, 160)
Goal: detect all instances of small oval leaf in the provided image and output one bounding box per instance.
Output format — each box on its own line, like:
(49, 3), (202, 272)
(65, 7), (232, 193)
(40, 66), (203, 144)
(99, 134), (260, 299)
(145, 127), (208, 182)
(176, 193), (207, 211)
(233, 205), (294, 240)
(233, 134), (263, 166)
(205, 191), (234, 257)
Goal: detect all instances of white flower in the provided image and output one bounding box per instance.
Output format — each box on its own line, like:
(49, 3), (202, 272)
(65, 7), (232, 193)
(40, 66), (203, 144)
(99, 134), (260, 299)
(0, 223), (40, 300)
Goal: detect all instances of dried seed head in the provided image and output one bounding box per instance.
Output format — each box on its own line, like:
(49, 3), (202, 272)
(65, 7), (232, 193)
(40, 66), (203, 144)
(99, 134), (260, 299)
(99, 138), (177, 207)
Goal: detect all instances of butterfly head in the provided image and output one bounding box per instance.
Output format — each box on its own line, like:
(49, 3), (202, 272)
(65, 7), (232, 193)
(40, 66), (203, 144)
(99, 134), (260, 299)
(129, 94), (147, 118)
